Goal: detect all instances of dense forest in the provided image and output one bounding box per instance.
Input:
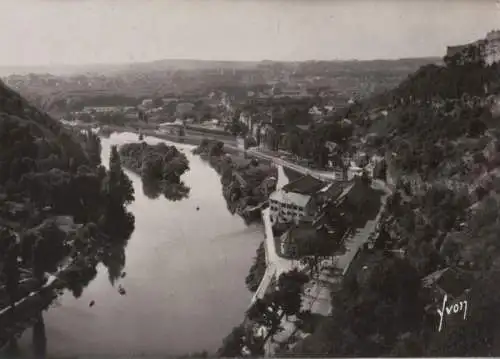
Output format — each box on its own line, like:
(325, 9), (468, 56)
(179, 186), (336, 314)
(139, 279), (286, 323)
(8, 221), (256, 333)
(0, 79), (136, 350)
(119, 141), (190, 201)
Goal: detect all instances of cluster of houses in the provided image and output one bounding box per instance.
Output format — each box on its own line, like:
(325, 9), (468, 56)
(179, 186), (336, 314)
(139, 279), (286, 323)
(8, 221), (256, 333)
(267, 173), (369, 259)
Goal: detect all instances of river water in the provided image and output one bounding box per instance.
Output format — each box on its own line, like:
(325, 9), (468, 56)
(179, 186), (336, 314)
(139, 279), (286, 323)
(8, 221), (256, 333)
(17, 132), (292, 357)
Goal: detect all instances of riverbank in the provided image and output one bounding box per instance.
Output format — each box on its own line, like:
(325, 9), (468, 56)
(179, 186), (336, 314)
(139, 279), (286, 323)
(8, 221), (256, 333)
(192, 139), (277, 224)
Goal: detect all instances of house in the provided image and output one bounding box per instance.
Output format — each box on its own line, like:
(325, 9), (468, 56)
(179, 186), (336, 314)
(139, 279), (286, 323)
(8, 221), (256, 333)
(308, 105), (323, 116)
(316, 181), (351, 206)
(327, 152), (348, 181)
(268, 175), (325, 224)
(83, 106), (119, 113)
(312, 207), (349, 244)
(269, 175), (352, 225)
(332, 178), (371, 212)
(141, 99), (154, 108)
(158, 120), (184, 135)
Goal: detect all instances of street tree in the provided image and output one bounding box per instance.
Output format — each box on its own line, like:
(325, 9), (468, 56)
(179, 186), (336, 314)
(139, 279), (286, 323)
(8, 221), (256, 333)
(276, 269), (309, 318)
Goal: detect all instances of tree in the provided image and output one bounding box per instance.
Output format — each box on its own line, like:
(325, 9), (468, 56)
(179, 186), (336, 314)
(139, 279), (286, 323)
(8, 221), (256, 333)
(217, 325), (246, 357)
(247, 294), (283, 341)
(299, 227), (346, 275)
(276, 269), (309, 318)
(209, 141), (225, 157)
(4, 241), (20, 306)
(245, 242), (266, 292)
(361, 170), (372, 186)
(227, 117), (249, 136)
(104, 145), (134, 207)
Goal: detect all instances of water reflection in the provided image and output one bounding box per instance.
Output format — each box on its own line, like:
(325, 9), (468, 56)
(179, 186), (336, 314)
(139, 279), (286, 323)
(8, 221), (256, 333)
(142, 177), (162, 199)
(101, 245), (126, 286)
(142, 177), (190, 202)
(32, 314), (46, 359)
(14, 133), (263, 357)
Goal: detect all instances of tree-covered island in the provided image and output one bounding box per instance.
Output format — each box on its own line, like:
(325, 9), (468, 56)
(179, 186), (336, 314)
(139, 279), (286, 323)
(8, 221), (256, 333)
(119, 141), (190, 201)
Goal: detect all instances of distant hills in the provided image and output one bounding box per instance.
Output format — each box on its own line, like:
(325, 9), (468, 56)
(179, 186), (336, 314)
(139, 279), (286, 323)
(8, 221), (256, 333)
(0, 57), (442, 77)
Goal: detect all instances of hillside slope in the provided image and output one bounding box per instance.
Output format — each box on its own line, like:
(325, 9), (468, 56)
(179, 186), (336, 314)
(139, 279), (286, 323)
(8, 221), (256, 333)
(0, 80), (135, 348)
(289, 52), (500, 357)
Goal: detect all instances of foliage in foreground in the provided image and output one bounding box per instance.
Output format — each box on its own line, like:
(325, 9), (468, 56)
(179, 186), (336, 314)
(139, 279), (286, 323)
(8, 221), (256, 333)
(0, 84), (137, 346)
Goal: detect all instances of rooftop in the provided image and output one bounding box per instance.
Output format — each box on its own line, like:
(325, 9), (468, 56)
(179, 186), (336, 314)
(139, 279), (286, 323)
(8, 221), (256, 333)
(318, 181), (350, 200)
(269, 190), (312, 208)
(281, 223), (317, 245)
(282, 174), (325, 195)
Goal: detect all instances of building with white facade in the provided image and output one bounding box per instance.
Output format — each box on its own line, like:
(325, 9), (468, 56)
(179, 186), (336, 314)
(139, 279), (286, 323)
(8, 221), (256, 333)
(269, 189), (315, 225)
(269, 175), (325, 225)
(141, 99), (154, 108)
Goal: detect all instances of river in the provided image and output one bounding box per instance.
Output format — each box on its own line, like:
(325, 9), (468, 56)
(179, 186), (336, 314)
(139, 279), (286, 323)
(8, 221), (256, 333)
(17, 132), (291, 358)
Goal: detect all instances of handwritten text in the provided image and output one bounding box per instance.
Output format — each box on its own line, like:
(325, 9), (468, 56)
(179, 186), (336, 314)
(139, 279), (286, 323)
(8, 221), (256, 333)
(437, 294), (468, 332)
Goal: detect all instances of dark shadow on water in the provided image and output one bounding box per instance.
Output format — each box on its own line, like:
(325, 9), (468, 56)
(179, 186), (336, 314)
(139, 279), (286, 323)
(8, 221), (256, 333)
(162, 182), (190, 202)
(102, 245), (126, 286)
(32, 313), (46, 359)
(224, 195), (263, 226)
(142, 177), (162, 199)
(98, 208), (135, 286)
(52, 208), (135, 299)
(142, 177), (190, 202)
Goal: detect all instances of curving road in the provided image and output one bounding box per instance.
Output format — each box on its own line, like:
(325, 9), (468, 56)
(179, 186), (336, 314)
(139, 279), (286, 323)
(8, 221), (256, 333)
(250, 208), (298, 305)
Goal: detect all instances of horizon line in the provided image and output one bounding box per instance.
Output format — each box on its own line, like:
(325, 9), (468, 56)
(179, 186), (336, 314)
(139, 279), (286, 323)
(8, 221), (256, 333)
(0, 55), (444, 69)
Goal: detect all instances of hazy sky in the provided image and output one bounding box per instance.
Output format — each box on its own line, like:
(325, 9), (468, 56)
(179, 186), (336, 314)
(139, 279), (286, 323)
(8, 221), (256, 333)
(0, 0), (499, 66)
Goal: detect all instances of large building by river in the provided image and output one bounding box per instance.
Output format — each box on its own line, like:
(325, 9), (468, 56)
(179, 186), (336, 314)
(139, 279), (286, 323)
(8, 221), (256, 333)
(269, 175), (351, 225)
